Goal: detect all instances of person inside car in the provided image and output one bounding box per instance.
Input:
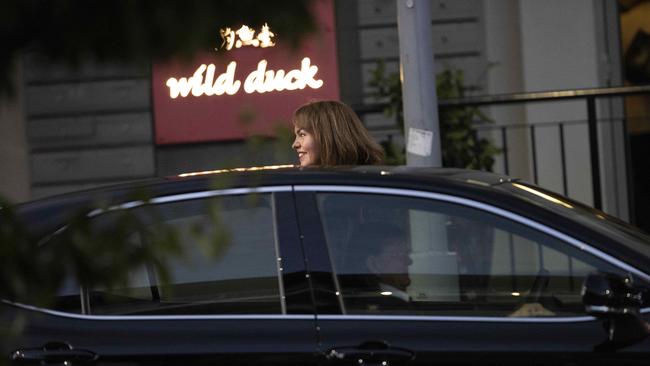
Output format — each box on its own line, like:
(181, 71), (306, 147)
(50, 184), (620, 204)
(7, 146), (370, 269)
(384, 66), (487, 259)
(341, 222), (413, 309)
(291, 100), (384, 167)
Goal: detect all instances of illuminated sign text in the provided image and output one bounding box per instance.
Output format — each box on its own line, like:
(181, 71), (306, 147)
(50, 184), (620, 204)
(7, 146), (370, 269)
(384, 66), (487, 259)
(220, 24), (276, 51)
(166, 57), (323, 99)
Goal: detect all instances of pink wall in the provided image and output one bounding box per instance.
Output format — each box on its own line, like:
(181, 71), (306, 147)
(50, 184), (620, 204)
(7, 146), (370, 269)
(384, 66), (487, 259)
(152, 0), (340, 145)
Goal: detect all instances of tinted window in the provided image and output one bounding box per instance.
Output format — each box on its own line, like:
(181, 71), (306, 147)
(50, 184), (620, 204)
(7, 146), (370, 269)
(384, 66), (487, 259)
(317, 192), (628, 317)
(500, 182), (650, 257)
(88, 193), (283, 315)
(53, 276), (82, 313)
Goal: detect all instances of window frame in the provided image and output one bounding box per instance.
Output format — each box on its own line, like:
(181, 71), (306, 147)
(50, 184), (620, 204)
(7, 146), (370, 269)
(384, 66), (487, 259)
(87, 190), (286, 316)
(294, 185), (650, 320)
(18, 185), (314, 320)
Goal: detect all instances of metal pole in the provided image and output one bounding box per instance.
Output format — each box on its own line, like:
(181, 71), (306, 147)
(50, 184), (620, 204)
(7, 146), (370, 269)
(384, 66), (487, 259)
(501, 126), (509, 175)
(530, 125), (538, 184)
(559, 124), (568, 196)
(397, 0), (441, 167)
(621, 117), (636, 224)
(587, 97), (602, 210)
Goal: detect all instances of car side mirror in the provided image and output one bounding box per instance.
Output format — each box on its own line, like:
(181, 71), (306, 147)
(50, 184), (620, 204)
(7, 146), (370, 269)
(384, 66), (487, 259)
(582, 272), (650, 351)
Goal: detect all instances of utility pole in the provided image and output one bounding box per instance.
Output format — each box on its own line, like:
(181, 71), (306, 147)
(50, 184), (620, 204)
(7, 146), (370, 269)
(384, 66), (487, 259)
(397, 0), (441, 167)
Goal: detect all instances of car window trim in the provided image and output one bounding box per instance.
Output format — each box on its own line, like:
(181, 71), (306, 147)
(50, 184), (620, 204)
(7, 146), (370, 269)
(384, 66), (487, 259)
(2, 299), (314, 321)
(6, 298), (649, 323)
(88, 186), (294, 216)
(294, 185), (650, 285)
(39, 186), (295, 246)
(270, 193), (287, 314)
(99, 186), (291, 316)
(316, 314), (598, 323)
(46, 185), (294, 316)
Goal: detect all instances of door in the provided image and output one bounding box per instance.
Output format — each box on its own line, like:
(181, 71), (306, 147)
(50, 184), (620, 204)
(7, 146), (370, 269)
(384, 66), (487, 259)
(4, 188), (318, 366)
(294, 186), (650, 366)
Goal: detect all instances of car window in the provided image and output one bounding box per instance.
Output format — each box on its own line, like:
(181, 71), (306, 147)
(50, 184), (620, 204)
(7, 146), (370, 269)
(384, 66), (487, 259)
(317, 192), (629, 317)
(500, 182), (650, 258)
(87, 193), (283, 315)
(53, 275), (82, 313)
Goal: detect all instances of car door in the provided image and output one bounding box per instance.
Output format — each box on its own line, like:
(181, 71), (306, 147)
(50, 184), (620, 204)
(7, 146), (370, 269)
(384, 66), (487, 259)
(294, 185), (650, 366)
(3, 187), (318, 366)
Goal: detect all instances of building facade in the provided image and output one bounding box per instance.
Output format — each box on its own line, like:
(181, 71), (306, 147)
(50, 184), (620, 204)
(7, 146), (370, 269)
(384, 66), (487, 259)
(1, 0), (645, 228)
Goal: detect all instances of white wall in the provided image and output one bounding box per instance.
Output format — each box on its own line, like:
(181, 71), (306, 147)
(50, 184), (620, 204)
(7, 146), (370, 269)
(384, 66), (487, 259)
(485, 0), (627, 218)
(484, 0), (530, 181)
(519, 1), (601, 92)
(520, 0), (600, 206)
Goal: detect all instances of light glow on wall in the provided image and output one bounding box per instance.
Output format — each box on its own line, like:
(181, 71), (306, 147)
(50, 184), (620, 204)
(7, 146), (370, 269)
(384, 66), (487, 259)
(165, 57), (323, 99)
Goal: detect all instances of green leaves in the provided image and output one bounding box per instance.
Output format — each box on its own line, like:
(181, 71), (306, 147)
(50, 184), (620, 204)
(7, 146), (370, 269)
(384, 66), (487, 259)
(369, 60), (404, 132)
(0, 198), (67, 307)
(369, 61), (500, 171)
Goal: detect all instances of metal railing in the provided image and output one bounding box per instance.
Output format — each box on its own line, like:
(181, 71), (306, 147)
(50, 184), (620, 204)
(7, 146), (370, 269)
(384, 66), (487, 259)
(355, 84), (650, 222)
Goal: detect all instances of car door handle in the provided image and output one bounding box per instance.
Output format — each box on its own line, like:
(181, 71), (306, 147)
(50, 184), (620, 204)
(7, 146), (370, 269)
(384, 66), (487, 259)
(11, 341), (98, 364)
(325, 340), (415, 363)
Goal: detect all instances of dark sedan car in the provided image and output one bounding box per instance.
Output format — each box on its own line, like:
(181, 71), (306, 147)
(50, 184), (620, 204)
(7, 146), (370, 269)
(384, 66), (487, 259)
(3, 166), (650, 365)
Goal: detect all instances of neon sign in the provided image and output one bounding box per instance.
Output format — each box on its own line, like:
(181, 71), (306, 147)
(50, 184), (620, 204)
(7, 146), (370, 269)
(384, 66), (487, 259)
(219, 24), (276, 51)
(165, 23), (326, 98)
(166, 57), (323, 98)
(152, 0), (339, 145)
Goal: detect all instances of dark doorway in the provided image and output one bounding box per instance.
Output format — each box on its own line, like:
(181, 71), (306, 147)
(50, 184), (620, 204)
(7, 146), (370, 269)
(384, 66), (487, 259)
(619, 0), (650, 233)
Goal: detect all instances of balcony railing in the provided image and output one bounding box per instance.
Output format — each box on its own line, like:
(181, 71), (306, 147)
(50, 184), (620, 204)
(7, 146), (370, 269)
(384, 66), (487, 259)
(355, 84), (650, 226)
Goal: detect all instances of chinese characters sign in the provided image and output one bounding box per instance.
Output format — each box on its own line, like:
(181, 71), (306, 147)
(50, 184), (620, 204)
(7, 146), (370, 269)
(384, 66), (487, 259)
(152, 0), (339, 145)
(219, 24), (276, 50)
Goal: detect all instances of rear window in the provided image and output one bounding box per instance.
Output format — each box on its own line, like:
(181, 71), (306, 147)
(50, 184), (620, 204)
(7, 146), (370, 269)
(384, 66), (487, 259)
(46, 193), (284, 316)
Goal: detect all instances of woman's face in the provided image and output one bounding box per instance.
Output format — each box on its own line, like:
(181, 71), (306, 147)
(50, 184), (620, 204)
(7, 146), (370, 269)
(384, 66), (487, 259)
(292, 126), (320, 167)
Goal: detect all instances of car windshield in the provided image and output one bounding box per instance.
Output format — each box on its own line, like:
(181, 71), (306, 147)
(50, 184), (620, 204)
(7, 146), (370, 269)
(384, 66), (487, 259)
(499, 181), (650, 258)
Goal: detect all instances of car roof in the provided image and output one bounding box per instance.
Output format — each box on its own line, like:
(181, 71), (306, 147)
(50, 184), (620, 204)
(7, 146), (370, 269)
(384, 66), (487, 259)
(170, 165), (516, 186)
(17, 165), (517, 212)
(11, 165), (515, 239)
(8, 164), (650, 274)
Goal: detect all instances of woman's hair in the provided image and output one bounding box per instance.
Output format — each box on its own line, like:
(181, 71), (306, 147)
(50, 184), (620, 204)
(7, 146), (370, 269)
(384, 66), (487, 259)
(292, 100), (385, 166)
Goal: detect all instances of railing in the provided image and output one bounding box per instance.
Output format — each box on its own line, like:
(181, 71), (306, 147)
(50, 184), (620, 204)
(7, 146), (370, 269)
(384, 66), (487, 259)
(355, 84), (650, 224)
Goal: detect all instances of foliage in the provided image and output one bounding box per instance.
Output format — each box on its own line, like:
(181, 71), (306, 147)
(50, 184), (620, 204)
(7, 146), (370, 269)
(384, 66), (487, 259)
(368, 61), (500, 170)
(0, 195), (181, 309)
(0, 0), (316, 97)
(0, 194), (170, 358)
(0, 186), (238, 356)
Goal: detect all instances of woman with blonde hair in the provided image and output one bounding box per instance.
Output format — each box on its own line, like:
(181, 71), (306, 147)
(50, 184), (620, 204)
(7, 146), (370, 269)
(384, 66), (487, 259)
(291, 100), (384, 167)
